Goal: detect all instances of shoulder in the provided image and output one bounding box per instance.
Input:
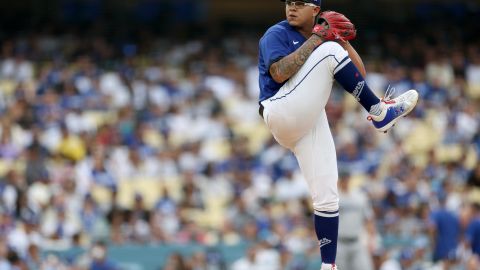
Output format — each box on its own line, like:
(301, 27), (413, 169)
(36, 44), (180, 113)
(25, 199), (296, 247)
(260, 20), (290, 41)
(266, 20), (291, 34)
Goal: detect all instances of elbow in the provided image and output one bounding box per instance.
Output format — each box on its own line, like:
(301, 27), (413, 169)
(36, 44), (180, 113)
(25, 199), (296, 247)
(272, 74), (287, 84)
(269, 67), (287, 83)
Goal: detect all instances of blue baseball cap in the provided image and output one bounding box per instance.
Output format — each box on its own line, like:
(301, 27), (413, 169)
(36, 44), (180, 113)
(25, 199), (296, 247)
(281, 0), (322, 6)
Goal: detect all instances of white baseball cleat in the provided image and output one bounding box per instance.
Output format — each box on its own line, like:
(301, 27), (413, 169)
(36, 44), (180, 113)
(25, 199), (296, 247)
(368, 89), (419, 133)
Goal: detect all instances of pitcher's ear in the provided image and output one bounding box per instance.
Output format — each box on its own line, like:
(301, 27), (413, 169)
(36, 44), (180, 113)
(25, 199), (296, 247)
(313, 8), (321, 19)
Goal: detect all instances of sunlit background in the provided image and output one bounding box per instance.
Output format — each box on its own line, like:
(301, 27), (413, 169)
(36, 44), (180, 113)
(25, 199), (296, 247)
(0, 0), (479, 269)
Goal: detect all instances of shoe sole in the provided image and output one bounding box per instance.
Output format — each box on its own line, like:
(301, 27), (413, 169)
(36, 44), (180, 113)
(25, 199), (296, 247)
(377, 90), (419, 133)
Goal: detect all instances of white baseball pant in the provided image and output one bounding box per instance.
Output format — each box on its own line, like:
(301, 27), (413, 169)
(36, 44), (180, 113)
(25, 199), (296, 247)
(260, 41), (350, 213)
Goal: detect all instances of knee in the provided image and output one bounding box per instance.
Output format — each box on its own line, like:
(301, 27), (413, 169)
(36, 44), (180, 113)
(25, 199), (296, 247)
(320, 41), (343, 51)
(313, 41), (348, 61)
(312, 195), (339, 213)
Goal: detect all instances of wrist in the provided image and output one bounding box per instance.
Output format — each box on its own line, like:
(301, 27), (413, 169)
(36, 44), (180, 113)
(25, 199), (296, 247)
(311, 34), (324, 47)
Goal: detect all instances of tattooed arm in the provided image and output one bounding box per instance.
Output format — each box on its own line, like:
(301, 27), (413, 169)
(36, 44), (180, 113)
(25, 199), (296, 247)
(269, 35), (324, 83)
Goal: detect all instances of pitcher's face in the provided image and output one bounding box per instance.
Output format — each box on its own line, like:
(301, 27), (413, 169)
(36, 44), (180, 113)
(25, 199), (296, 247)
(285, 1), (320, 28)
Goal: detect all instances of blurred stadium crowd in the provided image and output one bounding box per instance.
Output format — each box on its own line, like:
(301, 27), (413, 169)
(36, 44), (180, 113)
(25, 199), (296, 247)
(1, 4), (480, 270)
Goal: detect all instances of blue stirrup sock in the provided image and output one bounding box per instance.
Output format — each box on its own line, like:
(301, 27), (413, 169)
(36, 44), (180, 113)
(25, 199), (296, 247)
(334, 61), (382, 115)
(314, 212), (339, 264)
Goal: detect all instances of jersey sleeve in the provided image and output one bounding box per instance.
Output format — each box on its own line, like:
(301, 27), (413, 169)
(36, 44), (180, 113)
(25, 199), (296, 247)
(259, 30), (290, 71)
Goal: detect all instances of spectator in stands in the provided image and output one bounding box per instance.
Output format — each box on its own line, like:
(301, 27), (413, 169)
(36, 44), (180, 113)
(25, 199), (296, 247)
(231, 245), (259, 270)
(164, 252), (188, 270)
(90, 241), (118, 270)
(428, 194), (461, 264)
(0, 239), (9, 270)
(465, 203), (480, 256)
(337, 171), (375, 270)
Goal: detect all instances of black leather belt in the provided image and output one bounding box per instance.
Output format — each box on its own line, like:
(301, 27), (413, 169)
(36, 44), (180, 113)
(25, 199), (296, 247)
(259, 104), (265, 119)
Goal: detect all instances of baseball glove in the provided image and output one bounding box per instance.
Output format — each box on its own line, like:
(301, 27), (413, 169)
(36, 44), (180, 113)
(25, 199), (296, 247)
(312, 11), (357, 41)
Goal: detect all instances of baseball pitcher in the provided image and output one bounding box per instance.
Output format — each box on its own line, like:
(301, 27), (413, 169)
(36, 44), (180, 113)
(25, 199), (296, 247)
(257, 1), (418, 269)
